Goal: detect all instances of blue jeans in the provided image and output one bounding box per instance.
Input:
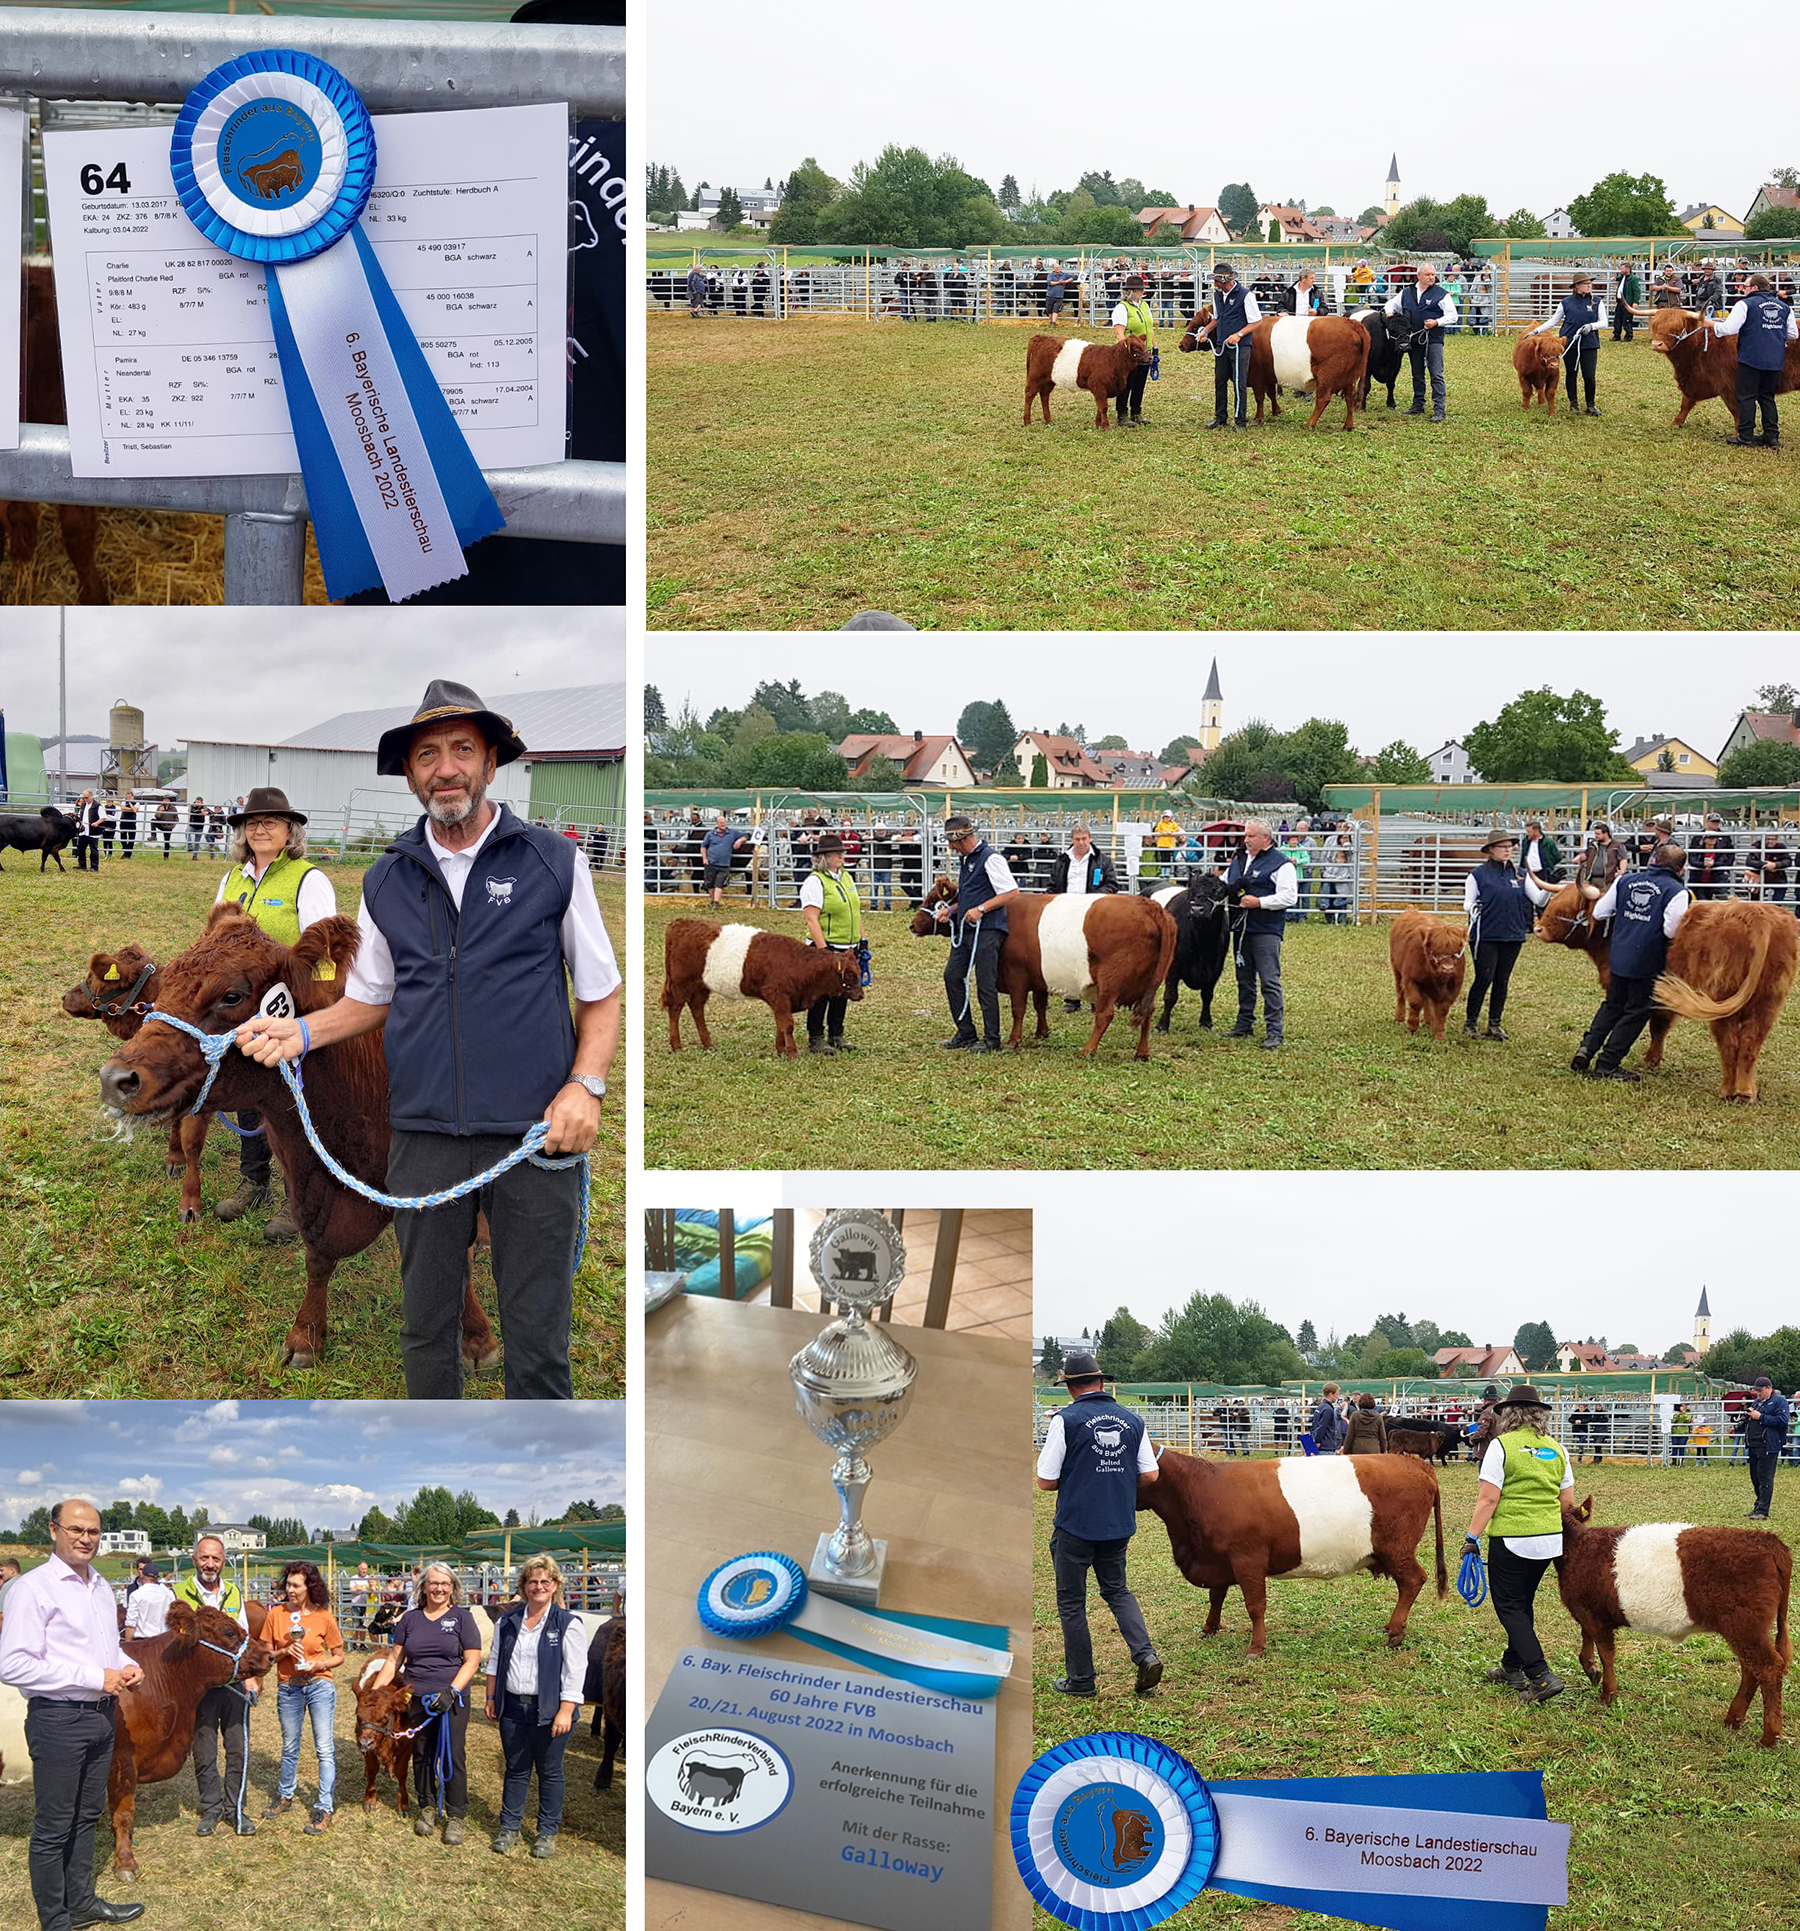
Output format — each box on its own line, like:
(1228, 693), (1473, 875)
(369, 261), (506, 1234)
(276, 1677), (336, 1810)
(497, 1691), (573, 1833)
(872, 866), (893, 910)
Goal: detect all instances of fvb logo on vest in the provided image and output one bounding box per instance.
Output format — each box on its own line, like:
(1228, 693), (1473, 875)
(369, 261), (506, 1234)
(647, 1728), (793, 1833)
(485, 876), (516, 907)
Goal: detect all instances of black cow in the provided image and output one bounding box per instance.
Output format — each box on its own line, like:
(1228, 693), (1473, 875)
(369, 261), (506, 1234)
(1354, 307), (1411, 410)
(1150, 872), (1233, 1032)
(1387, 1420), (1467, 1464)
(0, 805), (78, 871)
(680, 1757), (749, 1805)
(585, 1615), (625, 1791)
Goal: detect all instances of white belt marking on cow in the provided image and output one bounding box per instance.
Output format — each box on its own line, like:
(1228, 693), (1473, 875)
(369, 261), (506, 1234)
(357, 1656), (387, 1691)
(1269, 315), (1315, 391)
(1151, 886), (1181, 909)
(1613, 1524), (1697, 1639)
(1050, 339), (1088, 391)
(1036, 896), (1096, 996)
(1273, 1457), (1376, 1578)
(701, 924), (761, 999)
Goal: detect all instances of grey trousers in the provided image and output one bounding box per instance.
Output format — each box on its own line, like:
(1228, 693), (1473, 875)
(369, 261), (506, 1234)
(1409, 336), (1447, 412)
(388, 1129), (581, 1401)
(191, 1681), (250, 1820)
(1051, 1529), (1153, 1687)
(1234, 931), (1285, 1040)
(24, 1697), (114, 1931)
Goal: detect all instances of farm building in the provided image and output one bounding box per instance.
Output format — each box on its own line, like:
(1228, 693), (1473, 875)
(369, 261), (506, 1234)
(182, 683), (625, 835)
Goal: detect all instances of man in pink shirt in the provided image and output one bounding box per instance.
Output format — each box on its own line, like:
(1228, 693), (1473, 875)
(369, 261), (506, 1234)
(0, 1498), (146, 1930)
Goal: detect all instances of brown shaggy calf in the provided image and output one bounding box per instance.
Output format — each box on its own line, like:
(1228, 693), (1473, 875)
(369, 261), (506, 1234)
(1388, 910), (1468, 1041)
(1536, 882), (1797, 1100)
(96, 905), (501, 1371)
(1555, 1499), (1791, 1746)
(64, 944), (213, 1221)
(1023, 332), (1151, 428)
(354, 1657), (415, 1815)
(1512, 330), (1564, 411)
(662, 918), (863, 1058)
(1649, 306), (1800, 427)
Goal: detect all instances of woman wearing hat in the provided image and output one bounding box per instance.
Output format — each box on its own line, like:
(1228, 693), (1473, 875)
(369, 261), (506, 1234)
(1464, 1386), (1574, 1705)
(800, 831), (863, 1056)
(1110, 273), (1158, 426)
(1528, 271), (1606, 415)
(1461, 830), (1547, 1042)
(211, 787), (338, 1241)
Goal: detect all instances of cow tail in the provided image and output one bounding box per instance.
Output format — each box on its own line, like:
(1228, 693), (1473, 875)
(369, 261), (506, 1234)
(1431, 1475), (1448, 1598)
(1776, 1540), (1793, 1670)
(1654, 915), (1773, 1021)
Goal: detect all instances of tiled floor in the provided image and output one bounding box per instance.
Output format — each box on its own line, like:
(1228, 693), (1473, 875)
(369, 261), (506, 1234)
(779, 1208), (1033, 1342)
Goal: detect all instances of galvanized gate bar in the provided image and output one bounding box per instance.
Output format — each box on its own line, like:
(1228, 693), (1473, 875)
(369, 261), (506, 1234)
(0, 7), (624, 117)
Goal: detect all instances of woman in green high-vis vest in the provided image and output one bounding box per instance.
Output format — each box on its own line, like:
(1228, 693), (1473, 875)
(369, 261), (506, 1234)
(212, 787), (338, 1241)
(1465, 1385), (1576, 1706)
(799, 830), (862, 1057)
(1110, 273), (1157, 427)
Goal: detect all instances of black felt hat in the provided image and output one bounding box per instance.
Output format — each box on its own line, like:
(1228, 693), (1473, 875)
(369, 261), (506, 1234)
(375, 680), (525, 777)
(226, 786), (307, 829)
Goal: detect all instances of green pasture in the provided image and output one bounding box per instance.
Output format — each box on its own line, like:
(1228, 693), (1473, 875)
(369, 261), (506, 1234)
(646, 313), (1800, 630)
(1032, 1462), (1794, 1929)
(0, 1662), (625, 1931)
(0, 860), (626, 1399)
(644, 895), (1800, 1171)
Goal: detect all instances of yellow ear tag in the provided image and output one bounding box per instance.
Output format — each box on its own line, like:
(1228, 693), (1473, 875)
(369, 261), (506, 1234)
(104, 964), (120, 981)
(313, 959), (336, 982)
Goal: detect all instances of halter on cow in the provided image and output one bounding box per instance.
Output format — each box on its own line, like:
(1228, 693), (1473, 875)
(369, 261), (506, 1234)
(77, 956), (157, 1020)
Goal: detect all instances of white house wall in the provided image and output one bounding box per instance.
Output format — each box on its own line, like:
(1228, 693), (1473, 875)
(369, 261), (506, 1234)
(183, 743), (535, 825)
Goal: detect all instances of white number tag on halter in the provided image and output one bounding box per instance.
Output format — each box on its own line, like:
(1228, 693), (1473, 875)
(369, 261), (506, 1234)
(257, 983), (295, 1022)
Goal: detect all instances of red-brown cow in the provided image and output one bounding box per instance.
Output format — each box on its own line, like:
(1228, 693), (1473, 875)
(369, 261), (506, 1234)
(662, 918), (863, 1058)
(1554, 1499), (1791, 1746)
(95, 905), (501, 1371)
(587, 1616), (627, 1790)
(1536, 882), (1797, 1099)
(911, 882), (1176, 1059)
(1022, 332), (1151, 429)
(1512, 330), (1565, 412)
(353, 1654), (415, 1815)
(1248, 314), (1372, 429)
(2, 260), (107, 603)
(1649, 305), (1800, 427)
(1388, 909), (1468, 1042)
(1139, 1448), (1447, 1656)
(63, 944), (213, 1221)
(110, 1601), (274, 1878)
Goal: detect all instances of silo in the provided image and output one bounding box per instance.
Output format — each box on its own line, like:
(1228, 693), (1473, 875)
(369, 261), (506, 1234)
(108, 700), (150, 795)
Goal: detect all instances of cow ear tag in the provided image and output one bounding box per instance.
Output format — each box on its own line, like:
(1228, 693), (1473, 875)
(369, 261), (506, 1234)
(258, 982), (296, 1022)
(104, 964), (120, 981)
(313, 959), (337, 982)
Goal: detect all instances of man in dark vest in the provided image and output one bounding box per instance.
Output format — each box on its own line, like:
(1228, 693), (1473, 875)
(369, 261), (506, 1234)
(932, 813), (1018, 1053)
(1224, 820), (1298, 1049)
(237, 681), (623, 1398)
(1035, 1352), (1162, 1698)
(1195, 262), (1263, 429)
(1715, 272), (1797, 449)
(1741, 1375), (1790, 1520)
(1571, 840), (1690, 1082)
(1383, 264), (1457, 421)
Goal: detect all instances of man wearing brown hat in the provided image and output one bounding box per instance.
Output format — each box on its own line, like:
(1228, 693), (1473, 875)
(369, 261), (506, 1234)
(1034, 1350), (1162, 1699)
(237, 681), (621, 1399)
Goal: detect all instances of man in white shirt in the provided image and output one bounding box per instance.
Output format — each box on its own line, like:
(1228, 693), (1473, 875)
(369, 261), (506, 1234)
(122, 1565), (173, 1640)
(236, 681), (623, 1400)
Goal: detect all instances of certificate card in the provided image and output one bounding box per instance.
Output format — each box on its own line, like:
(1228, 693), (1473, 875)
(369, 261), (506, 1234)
(646, 1645), (997, 1931)
(0, 100), (22, 450)
(43, 101), (567, 478)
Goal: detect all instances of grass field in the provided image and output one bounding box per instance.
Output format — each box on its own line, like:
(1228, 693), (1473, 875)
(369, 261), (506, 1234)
(0, 860), (626, 1399)
(646, 313), (1800, 630)
(643, 897), (1800, 1170)
(0, 1649), (626, 1929)
(1032, 1463), (1795, 1929)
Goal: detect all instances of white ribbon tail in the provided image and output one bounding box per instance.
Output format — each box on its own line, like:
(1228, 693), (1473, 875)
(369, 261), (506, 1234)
(793, 1594), (1013, 1678)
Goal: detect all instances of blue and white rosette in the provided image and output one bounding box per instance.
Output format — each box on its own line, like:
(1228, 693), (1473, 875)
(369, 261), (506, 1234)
(170, 50), (503, 601)
(696, 1551), (1013, 1699)
(1014, 1735), (1569, 1931)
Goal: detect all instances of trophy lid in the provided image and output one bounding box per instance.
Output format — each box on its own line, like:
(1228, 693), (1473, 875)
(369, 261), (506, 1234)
(808, 1209), (907, 1316)
(789, 1313), (918, 1403)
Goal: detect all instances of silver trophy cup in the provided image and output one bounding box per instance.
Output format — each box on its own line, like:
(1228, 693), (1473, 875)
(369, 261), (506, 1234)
(789, 1211), (917, 1605)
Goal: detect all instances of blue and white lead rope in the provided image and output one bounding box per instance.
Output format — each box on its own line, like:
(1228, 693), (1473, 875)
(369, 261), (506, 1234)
(139, 1008), (589, 1271)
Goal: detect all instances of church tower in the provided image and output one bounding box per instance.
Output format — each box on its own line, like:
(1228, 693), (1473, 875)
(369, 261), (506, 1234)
(1692, 1286), (1711, 1358)
(1385, 153), (1401, 223)
(1199, 658), (1223, 752)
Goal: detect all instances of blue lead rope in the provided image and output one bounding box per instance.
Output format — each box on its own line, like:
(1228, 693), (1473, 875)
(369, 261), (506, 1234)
(1458, 1544), (1489, 1609)
(426, 1689), (464, 1819)
(140, 1009), (589, 1269)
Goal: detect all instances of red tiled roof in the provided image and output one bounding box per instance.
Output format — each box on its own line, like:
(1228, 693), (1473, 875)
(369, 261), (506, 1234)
(1017, 731), (1108, 785)
(836, 733), (968, 784)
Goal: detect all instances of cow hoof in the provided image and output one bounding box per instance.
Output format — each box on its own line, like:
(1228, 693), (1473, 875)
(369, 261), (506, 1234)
(469, 1344), (503, 1374)
(166, 1160), (185, 1177)
(116, 1868), (139, 1884)
(178, 1208), (199, 1225)
(1582, 1669), (1603, 1686)
(282, 1344), (319, 1370)
(1385, 1632), (1406, 1649)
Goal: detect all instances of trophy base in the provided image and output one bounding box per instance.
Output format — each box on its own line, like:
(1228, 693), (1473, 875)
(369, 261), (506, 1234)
(808, 1534), (887, 1607)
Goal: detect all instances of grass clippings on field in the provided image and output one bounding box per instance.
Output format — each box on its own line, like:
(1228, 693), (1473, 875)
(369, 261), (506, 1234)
(0, 1655), (625, 1931)
(1032, 1462), (1795, 1930)
(644, 895), (1800, 1171)
(0, 859), (625, 1399)
(646, 313), (1800, 629)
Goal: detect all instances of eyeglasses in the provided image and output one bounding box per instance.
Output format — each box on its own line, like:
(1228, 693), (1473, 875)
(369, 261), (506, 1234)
(62, 1526), (100, 1539)
(246, 817), (285, 830)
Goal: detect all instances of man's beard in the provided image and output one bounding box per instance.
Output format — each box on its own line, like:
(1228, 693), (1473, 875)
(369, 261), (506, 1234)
(419, 768), (488, 829)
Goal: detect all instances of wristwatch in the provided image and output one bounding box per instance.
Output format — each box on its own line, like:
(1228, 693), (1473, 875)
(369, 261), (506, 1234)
(563, 1074), (606, 1101)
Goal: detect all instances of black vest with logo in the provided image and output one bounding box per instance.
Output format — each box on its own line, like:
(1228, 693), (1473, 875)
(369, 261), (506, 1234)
(492, 1602), (576, 1725)
(1400, 281), (1450, 334)
(1560, 291), (1601, 342)
(1609, 866), (1684, 979)
(1739, 292), (1793, 372)
(1469, 860), (1534, 943)
(1213, 282), (1252, 346)
(955, 839), (1009, 934)
(1053, 1391), (1146, 1542)
(1225, 843), (1291, 937)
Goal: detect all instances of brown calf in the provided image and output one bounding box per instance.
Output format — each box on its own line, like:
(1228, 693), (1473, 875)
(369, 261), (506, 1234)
(1555, 1499), (1792, 1746)
(1138, 1448), (1446, 1656)
(1251, 315), (1372, 429)
(1512, 331), (1564, 411)
(1389, 909), (1468, 1041)
(662, 918), (863, 1058)
(354, 1656), (415, 1815)
(1649, 306), (1800, 427)
(1023, 332), (1151, 428)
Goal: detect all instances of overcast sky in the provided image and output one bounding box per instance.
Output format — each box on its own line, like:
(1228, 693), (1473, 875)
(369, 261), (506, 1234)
(652, 3), (1787, 223)
(0, 1401), (625, 1539)
(2, 607), (624, 750)
(1034, 1171), (1790, 1349)
(651, 632), (1779, 765)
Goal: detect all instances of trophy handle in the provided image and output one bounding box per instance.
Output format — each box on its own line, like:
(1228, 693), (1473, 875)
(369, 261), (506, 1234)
(826, 1451), (877, 1577)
